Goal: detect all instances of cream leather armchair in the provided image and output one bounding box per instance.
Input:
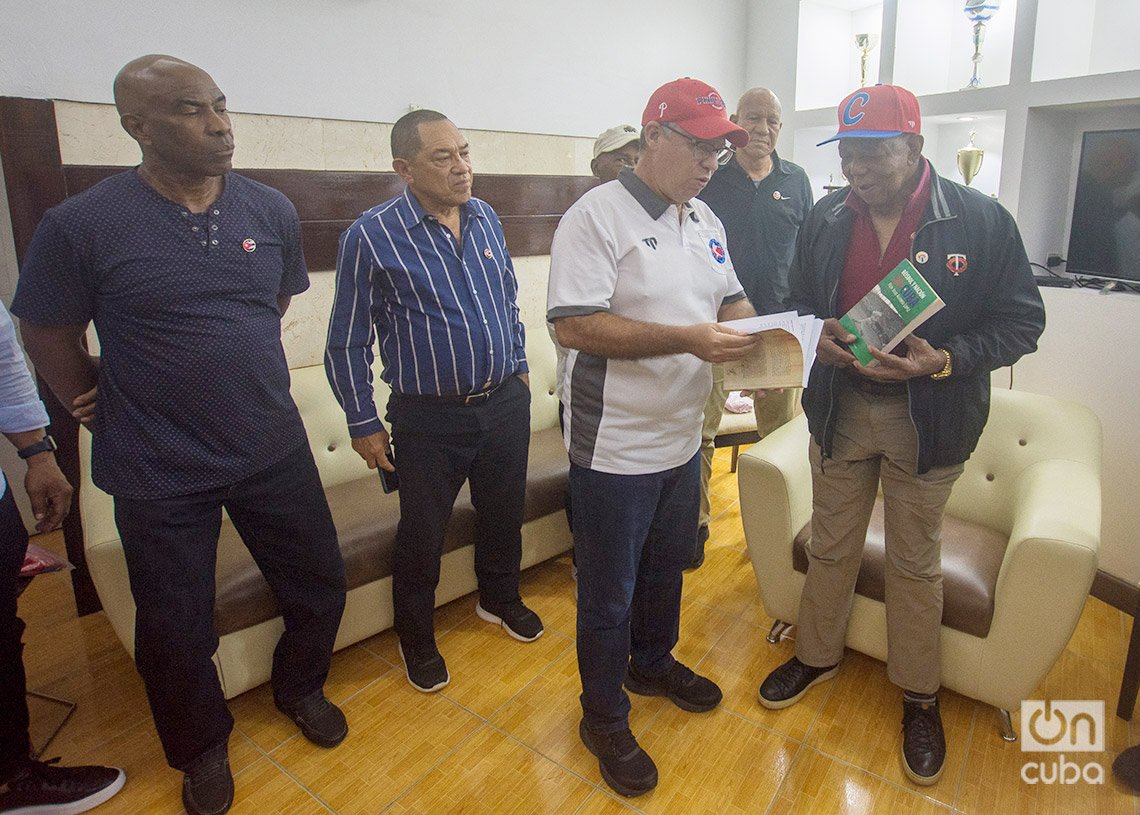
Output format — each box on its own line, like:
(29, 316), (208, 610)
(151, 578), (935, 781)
(738, 387), (1102, 738)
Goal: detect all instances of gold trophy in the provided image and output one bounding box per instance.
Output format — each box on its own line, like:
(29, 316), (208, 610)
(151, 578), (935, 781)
(957, 130), (984, 186)
(854, 33), (878, 88)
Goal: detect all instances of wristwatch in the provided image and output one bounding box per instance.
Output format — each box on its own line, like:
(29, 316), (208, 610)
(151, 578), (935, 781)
(17, 435), (58, 459)
(930, 349), (953, 381)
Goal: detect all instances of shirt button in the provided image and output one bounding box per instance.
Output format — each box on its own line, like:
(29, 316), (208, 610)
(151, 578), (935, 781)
(211, 239), (219, 245)
(200, 240), (207, 246)
(213, 209), (220, 215)
(211, 225), (218, 231)
(182, 211), (189, 217)
(483, 320), (488, 325)
(192, 226), (199, 232)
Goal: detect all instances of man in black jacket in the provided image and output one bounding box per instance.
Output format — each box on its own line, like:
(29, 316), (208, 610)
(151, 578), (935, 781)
(756, 85), (1045, 787)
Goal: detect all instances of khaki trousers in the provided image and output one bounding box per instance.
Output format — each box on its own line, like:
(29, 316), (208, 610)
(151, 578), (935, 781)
(794, 386), (963, 695)
(699, 370), (801, 529)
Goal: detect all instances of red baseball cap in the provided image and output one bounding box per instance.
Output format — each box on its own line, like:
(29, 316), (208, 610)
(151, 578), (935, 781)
(642, 78), (749, 148)
(817, 84), (921, 146)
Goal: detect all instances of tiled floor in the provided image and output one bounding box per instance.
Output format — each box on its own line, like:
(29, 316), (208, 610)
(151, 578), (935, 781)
(18, 447), (1140, 814)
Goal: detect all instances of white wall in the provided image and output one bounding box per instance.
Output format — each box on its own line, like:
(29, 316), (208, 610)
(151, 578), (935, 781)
(1033, 0), (1140, 82)
(0, 0), (748, 138)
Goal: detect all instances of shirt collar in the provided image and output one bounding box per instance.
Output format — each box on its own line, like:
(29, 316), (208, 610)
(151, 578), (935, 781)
(618, 167), (698, 222)
(843, 157), (932, 220)
(399, 186), (485, 226)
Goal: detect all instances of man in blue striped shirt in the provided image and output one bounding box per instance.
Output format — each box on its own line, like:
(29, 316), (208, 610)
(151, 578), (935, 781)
(325, 110), (542, 693)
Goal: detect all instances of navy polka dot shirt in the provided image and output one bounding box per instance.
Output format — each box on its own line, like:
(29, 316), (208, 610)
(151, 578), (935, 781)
(12, 170), (310, 499)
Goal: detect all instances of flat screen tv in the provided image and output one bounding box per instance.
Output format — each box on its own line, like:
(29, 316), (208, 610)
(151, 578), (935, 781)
(1066, 128), (1140, 284)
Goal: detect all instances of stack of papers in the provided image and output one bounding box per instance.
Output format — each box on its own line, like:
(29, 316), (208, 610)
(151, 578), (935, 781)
(719, 311), (825, 390)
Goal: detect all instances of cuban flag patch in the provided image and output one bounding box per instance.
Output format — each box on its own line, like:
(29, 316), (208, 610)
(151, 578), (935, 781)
(709, 238), (726, 264)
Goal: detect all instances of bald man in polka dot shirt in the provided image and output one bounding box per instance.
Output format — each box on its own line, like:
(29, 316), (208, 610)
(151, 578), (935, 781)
(12, 56), (348, 814)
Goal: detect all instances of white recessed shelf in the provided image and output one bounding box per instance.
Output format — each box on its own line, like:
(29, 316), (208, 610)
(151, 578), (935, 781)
(795, 1), (884, 112)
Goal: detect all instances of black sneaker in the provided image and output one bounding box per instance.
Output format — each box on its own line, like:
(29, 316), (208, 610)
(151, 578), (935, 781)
(0, 757), (125, 814)
(686, 525), (710, 571)
(578, 719), (658, 798)
(901, 695), (946, 786)
(625, 660), (722, 712)
(757, 656), (839, 710)
(476, 599), (544, 642)
(182, 743), (233, 815)
(275, 691), (348, 748)
(398, 640), (450, 692)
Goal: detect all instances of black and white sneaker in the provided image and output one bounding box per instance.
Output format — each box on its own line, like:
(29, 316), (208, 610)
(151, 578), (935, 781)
(476, 599), (544, 642)
(0, 757), (125, 815)
(398, 641), (450, 692)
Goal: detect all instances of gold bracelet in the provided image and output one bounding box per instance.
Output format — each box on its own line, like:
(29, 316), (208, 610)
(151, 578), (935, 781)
(931, 349), (952, 380)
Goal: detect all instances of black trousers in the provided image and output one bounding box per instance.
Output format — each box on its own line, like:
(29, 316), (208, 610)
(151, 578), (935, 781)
(387, 375), (530, 647)
(0, 483), (30, 782)
(112, 442), (346, 771)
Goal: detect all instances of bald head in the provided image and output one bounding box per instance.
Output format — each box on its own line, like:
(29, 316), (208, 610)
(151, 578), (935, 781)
(113, 55), (234, 181)
(732, 87), (783, 166)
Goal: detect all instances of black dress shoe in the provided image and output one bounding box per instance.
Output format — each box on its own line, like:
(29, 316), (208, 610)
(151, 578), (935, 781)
(757, 656), (839, 709)
(276, 691), (348, 748)
(626, 660), (722, 712)
(182, 743), (233, 815)
(901, 695), (946, 786)
(579, 719), (658, 797)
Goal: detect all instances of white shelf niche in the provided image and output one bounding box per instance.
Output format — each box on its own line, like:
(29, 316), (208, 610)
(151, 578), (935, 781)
(795, 0), (884, 112)
(1032, 0), (1140, 83)
(894, 0), (1017, 97)
(790, 110), (1006, 206)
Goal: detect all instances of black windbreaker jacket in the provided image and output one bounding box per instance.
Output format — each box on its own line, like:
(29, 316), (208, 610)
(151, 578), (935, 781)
(789, 161), (1046, 473)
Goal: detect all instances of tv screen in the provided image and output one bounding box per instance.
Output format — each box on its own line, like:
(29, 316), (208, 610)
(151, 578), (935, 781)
(1066, 128), (1140, 283)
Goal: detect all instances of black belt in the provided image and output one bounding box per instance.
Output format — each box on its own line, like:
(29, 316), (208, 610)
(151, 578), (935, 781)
(843, 373), (908, 397)
(395, 378), (512, 406)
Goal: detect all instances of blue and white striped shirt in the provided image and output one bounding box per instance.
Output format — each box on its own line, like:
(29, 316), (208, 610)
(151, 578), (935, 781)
(325, 188), (528, 438)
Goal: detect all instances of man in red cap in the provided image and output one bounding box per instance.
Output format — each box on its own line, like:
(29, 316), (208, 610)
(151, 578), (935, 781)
(757, 85), (1045, 786)
(548, 77), (759, 797)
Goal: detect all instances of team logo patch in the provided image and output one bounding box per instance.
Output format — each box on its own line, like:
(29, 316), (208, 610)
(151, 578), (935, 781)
(484, 248), (493, 259)
(695, 92), (726, 111)
(709, 238), (726, 264)
(242, 238), (257, 253)
(915, 251), (929, 264)
(772, 190), (783, 200)
(947, 253), (968, 275)
(842, 91), (871, 125)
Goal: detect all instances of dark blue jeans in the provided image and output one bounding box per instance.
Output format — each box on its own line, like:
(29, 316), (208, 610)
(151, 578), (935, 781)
(387, 375), (531, 648)
(0, 482), (30, 782)
(572, 451), (699, 733)
(113, 442), (346, 771)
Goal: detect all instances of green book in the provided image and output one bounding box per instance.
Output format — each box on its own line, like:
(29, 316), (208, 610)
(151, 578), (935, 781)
(839, 259), (944, 366)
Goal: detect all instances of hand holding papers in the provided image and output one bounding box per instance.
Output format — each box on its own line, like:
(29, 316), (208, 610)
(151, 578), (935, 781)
(720, 311), (825, 390)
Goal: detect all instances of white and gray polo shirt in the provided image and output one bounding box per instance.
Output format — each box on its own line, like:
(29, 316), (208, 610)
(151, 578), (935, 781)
(548, 169), (746, 475)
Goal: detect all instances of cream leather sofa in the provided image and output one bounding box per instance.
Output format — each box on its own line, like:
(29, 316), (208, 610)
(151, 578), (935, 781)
(738, 387), (1101, 736)
(79, 331), (572, 699)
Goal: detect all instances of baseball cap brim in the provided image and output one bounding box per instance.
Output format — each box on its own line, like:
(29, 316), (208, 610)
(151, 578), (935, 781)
(677, 117), (750, 148)
(816, 129), (905, 146)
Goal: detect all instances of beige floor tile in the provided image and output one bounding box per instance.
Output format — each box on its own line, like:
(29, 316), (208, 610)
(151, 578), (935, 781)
(387, 724), (593, 814)
(231, 641), (393, 753)
(228, 757), (332, 814)
(356, 592), (480, 666)
(805, 651), (976, 807)
(956, 646), (1137, 815)
(634, 704), (797, 814)
(573, 788), (648, 814)
(269, 671), (481, 814)
(699, 618), (831, 741)
(769, 746), (952, 814)
(1068, 596), (1129, 672)
(682, 545), (761, 619)
(432, 618), (574, 719)
(490, 647), (667, 781)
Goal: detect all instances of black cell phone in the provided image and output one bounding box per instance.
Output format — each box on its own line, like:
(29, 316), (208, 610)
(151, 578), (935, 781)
(378, 451), (399, 493)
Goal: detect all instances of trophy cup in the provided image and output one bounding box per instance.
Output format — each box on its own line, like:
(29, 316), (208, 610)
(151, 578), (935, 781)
(854, 33), (878, 88)
(962, 0), (1002, 90)
(957, 130), (984, 186)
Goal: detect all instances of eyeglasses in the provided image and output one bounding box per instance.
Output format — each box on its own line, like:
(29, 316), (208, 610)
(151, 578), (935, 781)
(661, 122), (735, 166)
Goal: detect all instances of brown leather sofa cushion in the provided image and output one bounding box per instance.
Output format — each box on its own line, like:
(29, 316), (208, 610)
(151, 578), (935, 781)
(213, 425), (569, 636)
(791, 499), (1008, 638)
